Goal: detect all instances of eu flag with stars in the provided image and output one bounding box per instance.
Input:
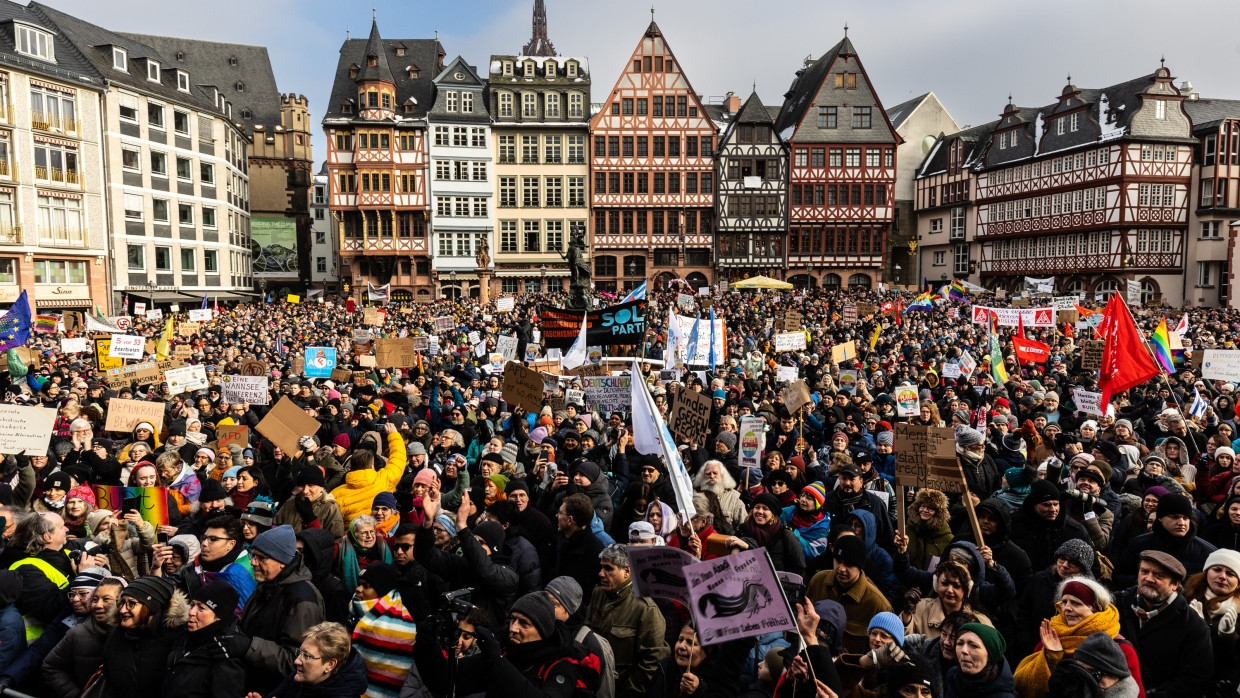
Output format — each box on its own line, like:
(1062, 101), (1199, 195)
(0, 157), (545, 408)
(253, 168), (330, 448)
(0, 290), (31, 352)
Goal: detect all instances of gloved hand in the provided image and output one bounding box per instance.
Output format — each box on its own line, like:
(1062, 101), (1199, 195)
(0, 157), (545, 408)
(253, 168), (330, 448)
(294, 496), (317, 524)
(207, 633), (251, 660)
(872, 642), (908, 668)
(298, 435), (317, 452)
(902, 587), (922, 614)
(473, 626), (502, 666)
(1209, 677), (1237, 698)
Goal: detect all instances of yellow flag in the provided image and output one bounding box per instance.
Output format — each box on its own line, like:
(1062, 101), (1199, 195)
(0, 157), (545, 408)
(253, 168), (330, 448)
(869, 324), (882, 351)
(155, 316), (174, 359)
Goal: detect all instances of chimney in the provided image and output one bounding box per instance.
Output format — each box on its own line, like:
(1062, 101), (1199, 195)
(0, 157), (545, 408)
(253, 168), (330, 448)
(724, 91), (740, 114)
(1179, 80), (1198, 100)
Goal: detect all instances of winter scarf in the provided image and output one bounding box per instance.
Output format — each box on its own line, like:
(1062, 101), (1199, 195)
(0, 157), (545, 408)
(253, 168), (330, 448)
(790, 506), (825, 532)
(338, 527), (393, 592)
(740, 516), (783, 549)
(1012, 604), (1121, 698)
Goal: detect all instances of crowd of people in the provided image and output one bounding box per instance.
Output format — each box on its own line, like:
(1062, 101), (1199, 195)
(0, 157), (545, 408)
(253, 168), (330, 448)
(0, 284), (1237, 698)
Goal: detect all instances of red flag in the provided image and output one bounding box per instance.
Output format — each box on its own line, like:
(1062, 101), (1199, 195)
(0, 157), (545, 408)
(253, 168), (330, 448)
(895, 297), (903, 326)
(1011, 312), (1049, 363)
(1097, 292), (1159, 407)
(1016, 313), (1026, 339)
(1064, 322), (1074, 339)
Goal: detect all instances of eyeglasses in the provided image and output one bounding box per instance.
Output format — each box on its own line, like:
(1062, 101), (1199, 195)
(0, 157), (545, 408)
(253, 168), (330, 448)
(118, 598), (141, 610)
(202, 535), (231, 544)
(249, 551), (269, 563)
(295, 648), (322, 662)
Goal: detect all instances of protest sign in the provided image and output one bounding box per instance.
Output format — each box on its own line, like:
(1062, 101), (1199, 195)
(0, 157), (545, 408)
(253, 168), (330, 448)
(738, 416), (765, 474)
(894, 384), (920, 417)
(668, 384), (712, 443)
(412, 336), (429, 351)
(782, 310), (803, 332)
(173, 345), (193, 360)
(831, 341), (857, 365)
(287, 294), (301, 304)
(375, 338), (415, 368)
(565, 388), (585, 406)
(958, 352), (977, 376)
(145, 309), (163, 321)
(539, 301), (648, 349)
(434, 316), (454, 333)
(0, 404), (55, 455)
(780, 380), (812, 413)
(256, 396), (323, 456)
(104, 398), (167, 432)
(217, 425), (249, 450)
(239, 360), (269, 377)
(1202, 350), (1240, 383)
(776, 366), (798, 383)
(1080, 339), (1104, 371)
(502, 361), (545, 413)
(108, 334), (145, 360)
(524, 345), (539, 362)
(684, 549), (795, 645)
(496, 296), (515, 312)
(467, 331), (481, 345)
(581, 374), (632, 416)
(357, 355), (376, 367)
(497, 334), (519, 361)
(164, 365), (209, 396)
(221, 375), (269, 405)
(93, 337), (125, 371)
(92, 485), (169, 526)
(856, 302), (877, 317)
(969, 305), (1055, 328)
(629, 545), (698, 606)
(677, 293), (696, 311)
(1053, 296), (1078, 311)
(894, 423), (963, 492)
(363, 307), (382, 326)
(352, 328), (372, 345)
(838, 369), (858, 392)
(842, 304), (857, 324)
(177, 321), (201, 338)
(61, 337), (88, 353)
(942, 363), (962, 379)
(773, 332), (806, 352)
(565, 363), (606, 378)
(1073, 387), (1105, 416)
(303, 347), (337, 378)
(102, 359), (187, 389)
(188, 308), (212, 322)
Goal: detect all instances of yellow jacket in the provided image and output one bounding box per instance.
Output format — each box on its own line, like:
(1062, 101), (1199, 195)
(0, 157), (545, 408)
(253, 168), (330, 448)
(330, 431), (407, 523)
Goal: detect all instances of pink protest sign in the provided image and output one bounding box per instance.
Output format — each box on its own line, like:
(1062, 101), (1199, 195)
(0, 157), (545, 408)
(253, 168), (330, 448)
(684, 549), (795, 645)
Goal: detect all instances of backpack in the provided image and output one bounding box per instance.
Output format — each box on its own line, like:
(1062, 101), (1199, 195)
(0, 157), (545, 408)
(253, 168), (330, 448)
(536, 642), (602, 698)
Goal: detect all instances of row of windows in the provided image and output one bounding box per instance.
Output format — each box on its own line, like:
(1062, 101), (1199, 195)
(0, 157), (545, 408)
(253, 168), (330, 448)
(433, 127), (488, 148)
(1200, 178), (1233, 208)
(788, 227), (886, 256)
(790, 183), (888, 207)
(497, 219), (568, 253)
(434, 196), (489, 218)
(929, 245), (973, 276)
(339, 212), (426, 238)
(815, 105), (873, 129)
(435, 160), (488, 182)
(593, 208), (713, 236)
(610, 94), (699, 119)
(127, 244), (218, 273)
(497, 135), (585, 164)
(335, 172), (420, 194)
(121, 147), (214, 184)
(595, 135), (714, 159)
(498, 176), (585, 208)
(724, 195), (780, 217)
(437, 231), (485, 257)
(594, 250), (713, 274)
(593, 171), (715, 195)
(717, 234), (784, 258)
(1137, 183), (1179, 208)
(726, 158), (779, 180)
(984, 147), (1112, 185)
(122, 194), (216, 227)
(0, 191), (87, 247)
(792, 146), (893, 169)
(497, 91), (585, 119)
(987, 186), (1111, 222)
(990, 231), (1114, 260)
(1203, 129), (1240, 166)
(498, 58), (580, 79)
(334, 132), (419, 152)
(1139, 144), (1179, 162)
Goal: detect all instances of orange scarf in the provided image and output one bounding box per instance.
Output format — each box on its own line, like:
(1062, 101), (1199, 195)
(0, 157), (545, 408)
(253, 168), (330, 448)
(1012, 604), (1121, 698)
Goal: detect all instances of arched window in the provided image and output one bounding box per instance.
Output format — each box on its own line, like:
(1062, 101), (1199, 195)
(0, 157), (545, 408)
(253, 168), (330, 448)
(623, 255), (646, 277)
(391, 289), (413, 302)
(1093, 278), (1118, 301)
(821, 273), (842, 291)
(685, 272), (709, 288)
(789, 274), (816, 290)
(1140, 279), (1160, 305)
(847, 273), (872, 289)
(1062, 279), (1085, 295)
(440, 284), (461, 300)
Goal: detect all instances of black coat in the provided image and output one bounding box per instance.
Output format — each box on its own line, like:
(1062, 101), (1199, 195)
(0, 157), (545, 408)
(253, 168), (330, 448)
(269, 649), (370, 698)
(415, 523), (519, 632)
(1008, 500), (1093, 572)
(1115, 587), (1214, 697)
(1114, 523), (1217, 589)
(162, 621), (248, 698)
(238, 556), (326, 695)
(553, 527), (605, 603)
(100, 590), (189, 697)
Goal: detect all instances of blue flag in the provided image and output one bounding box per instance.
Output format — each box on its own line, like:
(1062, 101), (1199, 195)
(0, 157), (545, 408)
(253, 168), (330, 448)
(200, 292), (208, 310)
(687, 314), (702, 365)
(708, 306), (717, 371)
(621, 280), (647, 304)
(0, 290), (31, 352)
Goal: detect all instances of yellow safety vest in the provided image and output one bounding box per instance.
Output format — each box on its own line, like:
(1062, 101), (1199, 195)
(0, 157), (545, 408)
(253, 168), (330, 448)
(8, 556), (70, 641)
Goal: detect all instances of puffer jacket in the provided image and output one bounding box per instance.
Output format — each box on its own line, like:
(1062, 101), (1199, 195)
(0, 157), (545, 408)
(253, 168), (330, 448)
(41, 610), (114, 696)
(906, 488), (953, 570)
(296, 528), (351, 625)
(239, 555), (327, 695)
(329, 430), (407, 523)
(100, 588), (190, 696)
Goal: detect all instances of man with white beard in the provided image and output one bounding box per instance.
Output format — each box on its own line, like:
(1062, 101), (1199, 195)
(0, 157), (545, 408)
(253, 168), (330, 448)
(693, 460), (747, 531)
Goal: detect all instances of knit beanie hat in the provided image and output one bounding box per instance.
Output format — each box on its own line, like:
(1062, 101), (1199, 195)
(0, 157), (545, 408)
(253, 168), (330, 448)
(487, 474), (510, 494)
(168, 533), (201, 562)
(199, 478), (229, 503)
(413, 467), (439, 488)
(71, 566), (108, 590)
(241, 500), (276, 528)
(252, 525), (298, 565)
(1205, 548), (1240, 580)
(44, 471), (72, 492)
(500, 443), (520, 465)
(193, 579), (240, 616)
(715, 432), (737, 450)
(876, 431), (894, 447)
(434, 513), (457, 538)
(1027, 479), (1061, 506)
(753, 492), (782, 514)
(955, 425), (985, 448)
(409, 441), (428, 456)
(506, 479), (530, 496)
(359, 562), (400, 598)
(1004, 467), (1029, 489)
(1218, 446), (1237, 461)
(957, 622), (1005, 661)
(886, 655), (939, 697)
(66, 485), (95, 506)
(85, 509), (113, 534)
(372, 491), (398, 511)
(223, 466), (242, 480)
(574, 462), (601, 484)
(1072, 631), (1131, 679)
(802, 483), (827, 510)
(123, 575), (175, 612)
(545, 576), (584, 615)
(833, 534), (868, 568)
(294, 466), (326, 487)
(509, 591), (557, 641)
(1143, 485), (1171, 500)
(1055, 539), (1096, 576)
(332, 433), (352, 449)
(868, 611), (906, 646)
(812, 599), (848, 654)
(529, 426), (549, 444)
(1156, 492), (1194, 519)
(474, 520), (506, 551)
(1114, 418), (1135, 433)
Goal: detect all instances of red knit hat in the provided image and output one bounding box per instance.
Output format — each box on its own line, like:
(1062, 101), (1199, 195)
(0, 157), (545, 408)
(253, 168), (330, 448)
(67, 485), (96, 507)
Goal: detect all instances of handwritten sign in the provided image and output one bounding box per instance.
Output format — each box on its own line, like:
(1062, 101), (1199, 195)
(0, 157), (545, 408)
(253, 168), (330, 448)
(221, 375), (268, 405)
(580, 374), (632, 416)
(92, 485), (170, 526)
(61, 337), (88, 353)
(894, 423), (963, 492)
(0, 405), (56, 455)
(781, 380), (812, 413)
(782, 310), (803, 332)
(164, 364), (209, 395)
(842, 304), (858, 325)
(668, 385), (712, 444)
(93, 337), (125, 371)
(363, 307), (382, 326)
(374, 338), (415, 368)
(108, 334), (145, 360)
(145, 309), (163, 321)
(256, 396), (322, 456)
(684, 549), (795, 645)
(629, 545), (698, 606)
(1080, 339), (1104, 371)
(238, 359), (268, 377)
(856, 302), (877, 317)
(496, 296), (515, 312)
(497, 334), (519, 362)
(103, 359), (187, 389)
(104, 398), (167, 432)
(177, 321), (201, 338)
(188, 308), (212, 322)
(776, 366), (798, 384)
(773, 332), (806, 352)
(217, 425), (249, 450)
(502, 361), (545, 413)
(1073, 387), (1105, 416)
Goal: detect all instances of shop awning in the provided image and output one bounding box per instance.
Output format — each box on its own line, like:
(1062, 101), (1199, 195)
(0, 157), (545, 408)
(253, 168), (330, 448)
(34, 298), (92, 308)
(129, 290), (198, 304)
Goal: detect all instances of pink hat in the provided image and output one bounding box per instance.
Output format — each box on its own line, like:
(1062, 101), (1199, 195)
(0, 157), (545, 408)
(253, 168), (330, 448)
(67, 484), (96, 507)
(413, 468), (439, 487)
(529, 426), (549, 444)
(327, 389), (341, 400)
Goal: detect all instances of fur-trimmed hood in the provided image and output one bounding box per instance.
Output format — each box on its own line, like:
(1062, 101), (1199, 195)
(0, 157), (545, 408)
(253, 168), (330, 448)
(161, 588), (190, 629)
(910, 488), (951, 530)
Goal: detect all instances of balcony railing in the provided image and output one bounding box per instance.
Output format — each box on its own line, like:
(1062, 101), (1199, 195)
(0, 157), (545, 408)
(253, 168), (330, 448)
(30, 111), (79, 134)
(34, 166), (81, 186)
(0, 224), (21, 244)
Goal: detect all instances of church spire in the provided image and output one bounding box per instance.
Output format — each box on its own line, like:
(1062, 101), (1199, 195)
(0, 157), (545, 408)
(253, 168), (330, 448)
(357, 17), (395, 85)
(522, 0), (557, 57)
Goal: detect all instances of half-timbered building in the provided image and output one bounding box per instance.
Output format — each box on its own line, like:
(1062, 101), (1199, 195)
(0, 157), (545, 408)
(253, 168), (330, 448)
(1184, 95), (1240, 307)
(774, 35), (899, 291)
(588, 19), (718, 293)
(715, 91), (788, 278)
(322, 20), (442, 302)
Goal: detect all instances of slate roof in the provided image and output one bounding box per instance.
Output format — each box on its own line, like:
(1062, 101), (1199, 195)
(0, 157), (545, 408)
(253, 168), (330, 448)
(0, 0), (101, 88)
(735, 91), (773, 124)
(119, 34), (283, 130)
(357, 20), (395, 85)
(322, 24), (444, 123)
(30, 3), (222, 114)
(773, 36), (851, 135)
(1184, 97), (1240, 133)
(886, 92), (930, 129)
(916, 119), (998, 178)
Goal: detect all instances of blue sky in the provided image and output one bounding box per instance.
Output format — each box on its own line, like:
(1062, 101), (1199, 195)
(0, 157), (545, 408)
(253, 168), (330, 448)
(45, 0), (1240, 163)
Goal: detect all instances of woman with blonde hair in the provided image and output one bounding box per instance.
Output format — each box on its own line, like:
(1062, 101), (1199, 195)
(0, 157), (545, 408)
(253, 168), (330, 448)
(912, 400), (943, 428)
(1012, 576), (1142, 698)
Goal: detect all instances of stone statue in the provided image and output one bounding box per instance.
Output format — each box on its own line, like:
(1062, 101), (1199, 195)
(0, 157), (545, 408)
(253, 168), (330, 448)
(475, 237), (491, 269)
(562, 226), (591, 309)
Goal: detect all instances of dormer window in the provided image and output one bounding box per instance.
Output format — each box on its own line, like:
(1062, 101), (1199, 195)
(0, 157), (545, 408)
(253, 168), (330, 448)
(566, 61), (576, 77)
(367, 54), (378, 67)
(462, 92), (473, 113)
(175, 51), (184, 61)
(524, 61), (535, 77)
(113, 46), (127, 71)
(342, 101), (354, 114)
(228, 55), (238, 67)
(406, 66), (420, 79)
(394, 43), (407, 57)
(15, 24), (53, 62)
(235, 81), (245, 92)
(147, 60), (160, 83)
(545, 61), (556, 78)
(502, 61), (513, 76)
(348, 63), (360, 78)
(176, 70), (189, 92)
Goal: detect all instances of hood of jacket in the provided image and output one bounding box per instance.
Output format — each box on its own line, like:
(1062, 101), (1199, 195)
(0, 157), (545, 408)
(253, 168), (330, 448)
(297, 528), (338, 582)
(1159, 436), (1190, 469)
(846, 509), (879, 553)
(975, 497), (1013, 544)
(942, 540), (987, 588)
(139, 588), (190, 633)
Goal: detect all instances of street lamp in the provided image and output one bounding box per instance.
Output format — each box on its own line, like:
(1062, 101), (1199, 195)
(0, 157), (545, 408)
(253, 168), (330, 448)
(540, 264), (547, 293)
(894, 264), (902, 283)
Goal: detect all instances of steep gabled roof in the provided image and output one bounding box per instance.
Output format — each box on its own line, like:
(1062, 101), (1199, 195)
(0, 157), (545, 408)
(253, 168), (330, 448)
(1184, 97), (1240, 134)
(773, 36), (851, 136)
(735, 91), (773, 124)
(357, 19), (395, 85)
(886, 92), (930, 129)
(0, 0), (101, 89)
(917, 120), (998, 178)
(323, 31), (444, 122)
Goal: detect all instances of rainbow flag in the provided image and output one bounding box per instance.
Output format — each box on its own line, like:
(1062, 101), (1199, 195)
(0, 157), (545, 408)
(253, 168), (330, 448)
(92, 485), (170, 526)
(949, 280), (970, 303)
(32, 315), (58, 334)
(1151, 318), (1176, 374)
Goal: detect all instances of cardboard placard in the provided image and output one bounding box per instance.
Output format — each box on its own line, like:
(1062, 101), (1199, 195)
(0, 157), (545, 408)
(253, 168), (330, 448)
(894, 423), (963, 492)
(173, 345), (193, 360)
(93, 337), (126, 371)
(256, 396), (322, 456)
(357, 355), (376, 367)
(565, 363), (605, 378)
(856, 302), (877, 317)
(103, 359), (187, 389)
(375, 338), (415, 368)
(773, 332), (806, 352)
(104, 398), (167, 432)
(177, 321), (201, 338)
(501, 361), (545, 413)
(363, 307), (382, 326)
(1057, 309), (1079, 324)
(1080, 339), (1104, 371)
(330, 368), (352, 382)
(238, 359), (268, 377)
(668, 385), (712, 444)
(62, 311), (83, 334)
(831, 340), (857, 365)
(217, 425), (250, 450)
(0, 404), (56, 455)
(782, 310), (803, 332)
(780, 380), (812, 413)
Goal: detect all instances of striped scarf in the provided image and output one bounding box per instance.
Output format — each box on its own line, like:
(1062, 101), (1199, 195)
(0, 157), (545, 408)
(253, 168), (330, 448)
(351, 591), (417, 698)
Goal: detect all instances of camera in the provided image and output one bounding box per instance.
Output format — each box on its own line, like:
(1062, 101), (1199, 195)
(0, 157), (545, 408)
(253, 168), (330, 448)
(440, 588), (474, 618)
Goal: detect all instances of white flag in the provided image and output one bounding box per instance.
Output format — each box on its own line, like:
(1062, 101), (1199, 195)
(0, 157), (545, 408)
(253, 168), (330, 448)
(629, 359), (697, 519)
(85, 313), (122, 334)
(664, 305), (683, 368)
(560, 312), (589, 370)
